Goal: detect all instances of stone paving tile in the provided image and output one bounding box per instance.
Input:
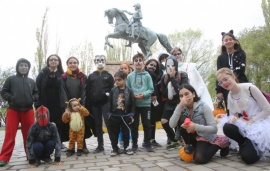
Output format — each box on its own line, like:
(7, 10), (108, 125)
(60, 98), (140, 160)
(143, 167), (164, 171)
(188, 165), (215, 171)
(164, 165), (189, 171)
(0, 129), (269, 171)
(121, 165), (141, 171)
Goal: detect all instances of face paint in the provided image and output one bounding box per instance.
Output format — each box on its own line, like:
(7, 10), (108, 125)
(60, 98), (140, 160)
(36, 105), (49, 127)
(147, 62), (157, 72)
(18, 62), (29, 75)
(94, 55), (106, 69)
(166, 58), (175, 74)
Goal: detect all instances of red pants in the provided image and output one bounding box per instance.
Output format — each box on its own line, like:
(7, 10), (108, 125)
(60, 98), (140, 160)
(0, 109), (34, 162)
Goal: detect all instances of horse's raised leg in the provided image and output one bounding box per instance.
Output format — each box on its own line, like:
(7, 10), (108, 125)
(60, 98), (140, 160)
(138, 42), (147, 58)
(104, 36), (113, 50)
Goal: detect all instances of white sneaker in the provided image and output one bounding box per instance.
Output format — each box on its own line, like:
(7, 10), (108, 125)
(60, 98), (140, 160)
(61, 143), (67, 152)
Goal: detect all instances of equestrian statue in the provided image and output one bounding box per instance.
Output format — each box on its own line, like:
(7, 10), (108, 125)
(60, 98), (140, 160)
(104, 3), (172, 59)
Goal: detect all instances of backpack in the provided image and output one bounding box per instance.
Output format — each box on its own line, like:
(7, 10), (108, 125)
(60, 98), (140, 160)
(249, 87), (270, 103)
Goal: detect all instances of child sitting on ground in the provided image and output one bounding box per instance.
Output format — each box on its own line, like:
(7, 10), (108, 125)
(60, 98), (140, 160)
(62, 98), (89, 156)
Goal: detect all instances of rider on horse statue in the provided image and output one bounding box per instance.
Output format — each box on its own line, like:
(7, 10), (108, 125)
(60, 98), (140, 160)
(123, 3), (145, 47)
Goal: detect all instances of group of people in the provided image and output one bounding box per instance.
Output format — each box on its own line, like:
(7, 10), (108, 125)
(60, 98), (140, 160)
(0, 29), (270, 168)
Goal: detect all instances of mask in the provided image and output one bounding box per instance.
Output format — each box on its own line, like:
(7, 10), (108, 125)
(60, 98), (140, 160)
(18, 62), (29, 75)
(94, 55), (106, 69)
(36, 105), (49, 127)
(162, 61), (165, 66)
(166, 58), (176, 74)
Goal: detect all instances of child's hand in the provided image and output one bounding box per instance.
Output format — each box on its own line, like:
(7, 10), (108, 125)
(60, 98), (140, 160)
(64, 108), (71, 117)
(129, 116), (134, 124)
(135, 94), (144, 100)
(151, 96), (157, 101)
(54, 161), (63, 166)
(181, 121), (195, 133)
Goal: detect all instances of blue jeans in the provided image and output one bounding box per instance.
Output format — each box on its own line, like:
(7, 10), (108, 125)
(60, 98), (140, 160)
(33, 140), (55, 159)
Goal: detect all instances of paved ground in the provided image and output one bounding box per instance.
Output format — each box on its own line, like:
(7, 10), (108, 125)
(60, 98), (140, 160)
(0, 128), (270, 171)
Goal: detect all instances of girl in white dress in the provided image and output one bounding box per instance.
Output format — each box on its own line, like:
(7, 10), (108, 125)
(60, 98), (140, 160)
(216, 68), (270, 164)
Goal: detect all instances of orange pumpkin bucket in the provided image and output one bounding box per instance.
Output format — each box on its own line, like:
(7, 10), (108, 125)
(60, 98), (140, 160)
(179, 144), (194, 162)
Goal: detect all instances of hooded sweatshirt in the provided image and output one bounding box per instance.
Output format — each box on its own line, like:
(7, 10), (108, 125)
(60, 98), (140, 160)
(158, 53), (169, 76)
(126, 70), (154, 107)
(161, 56), (189, 106)
(1, 58), (39, 111)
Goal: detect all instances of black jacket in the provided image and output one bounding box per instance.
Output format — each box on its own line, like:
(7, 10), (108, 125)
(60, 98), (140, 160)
(36, 67), (67, 108)
(108, 86), (135, 115)
(62, 72), (87, 106)
(1, 58), (38, 111)
(216, 50), (249, 94)
(87, 70), (114, 104)
(161, 56), (189, 106)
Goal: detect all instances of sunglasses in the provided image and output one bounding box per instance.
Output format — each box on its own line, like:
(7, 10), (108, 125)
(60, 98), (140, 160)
(134, 58), (143, 63)
(173, 53), (182, 56)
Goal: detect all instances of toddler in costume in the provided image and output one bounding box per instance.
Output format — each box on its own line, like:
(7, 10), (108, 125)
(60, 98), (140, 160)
(62, 98), (89, 156)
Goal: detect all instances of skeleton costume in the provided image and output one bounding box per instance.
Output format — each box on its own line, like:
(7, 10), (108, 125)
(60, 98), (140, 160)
(87, 55), (114, 152)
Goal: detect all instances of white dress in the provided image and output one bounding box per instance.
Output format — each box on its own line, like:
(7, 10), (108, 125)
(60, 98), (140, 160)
(178, 62), (213, 111)
(219, 83), (270, 157)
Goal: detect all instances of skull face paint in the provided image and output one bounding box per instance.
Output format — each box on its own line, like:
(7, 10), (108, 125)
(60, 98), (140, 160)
(94, 55), (106, 69)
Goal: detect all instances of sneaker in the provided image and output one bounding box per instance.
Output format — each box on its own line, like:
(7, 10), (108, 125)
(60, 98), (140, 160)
(83, 148), (89, 154)
(220, 146), (230, 157)
(61, 143), (67, 152)
(0, 160), (7, 167)
(151, 139), (162, 147)
(144, 143), (154, 152)
(167, 137), (172, 145)
(110, 148), (123, 157)
(119, 141), (124, 149)
(142, 142), (146, 148)
(77, 149), (83, 156)
(43, 157), (52, 164)
(166, 141), (180, 150)
(35, 159), (41, 166)
(131, 144), (138, 152)
(93, 146), (104, 154)
(229, 147), (238, 154)
(110, 150), (118, 157)
(66, 150), (75, 157)
(124, 149), (134, 155)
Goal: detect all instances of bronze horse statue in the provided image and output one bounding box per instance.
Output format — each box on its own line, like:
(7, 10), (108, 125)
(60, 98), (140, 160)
(104, 8), (172, 59)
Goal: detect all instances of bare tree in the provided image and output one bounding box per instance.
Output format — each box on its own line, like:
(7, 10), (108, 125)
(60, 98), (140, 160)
(69, 41), (94, 75)
(168, 29), (215, 81)
(33, 7), (49, 78)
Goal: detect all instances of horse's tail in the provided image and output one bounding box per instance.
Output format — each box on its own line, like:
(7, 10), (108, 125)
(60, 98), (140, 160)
(157, 33), (172, 54)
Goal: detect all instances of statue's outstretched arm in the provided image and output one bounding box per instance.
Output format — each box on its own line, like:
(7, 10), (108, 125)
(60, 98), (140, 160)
(122, 10), (133, 15)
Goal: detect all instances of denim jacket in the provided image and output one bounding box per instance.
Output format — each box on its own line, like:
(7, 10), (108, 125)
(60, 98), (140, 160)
(170, 101), (217, 141)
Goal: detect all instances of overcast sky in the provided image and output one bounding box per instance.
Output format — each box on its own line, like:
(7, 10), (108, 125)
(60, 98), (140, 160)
(0, 0), (265, 69)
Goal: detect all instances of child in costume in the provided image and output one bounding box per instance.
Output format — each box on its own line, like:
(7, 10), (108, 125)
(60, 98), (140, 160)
(27, 105), (62, 168)
(0, 58), (38, 167)
(62, 98), (89, 156)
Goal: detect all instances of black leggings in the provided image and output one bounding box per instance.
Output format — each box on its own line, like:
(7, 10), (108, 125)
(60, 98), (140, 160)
(180, 128), (220, 164)
(223, 123), (260, 164)
(179, 115), (220, 164)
